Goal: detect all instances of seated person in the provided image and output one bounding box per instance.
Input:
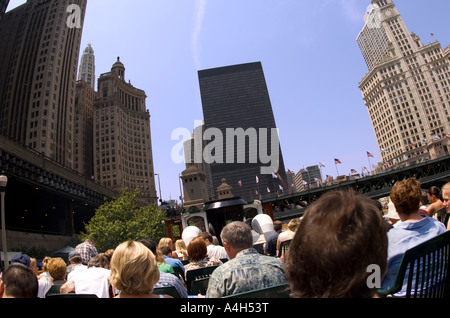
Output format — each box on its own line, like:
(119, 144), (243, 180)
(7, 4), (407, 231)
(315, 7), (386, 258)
(285, 189), (388, 298)
(382, 178), (446, 296)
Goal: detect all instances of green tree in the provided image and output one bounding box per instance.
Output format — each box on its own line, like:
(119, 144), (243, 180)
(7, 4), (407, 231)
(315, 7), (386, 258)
(79, 189), (166, 252)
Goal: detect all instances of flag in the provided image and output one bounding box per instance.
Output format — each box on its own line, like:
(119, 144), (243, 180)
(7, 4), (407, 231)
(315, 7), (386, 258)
(319, 162), (326, 168)
(335, 159), (342, 164)
(367, 152), (374, 158)
(287, 170), (295, 175)
(238, 180), (242, 187)
(267, 187), (271, 193)
(255, 190), (259, 195)
(256, 176), (259, 184)
(272, 173), (278, 179)
(351, 169), (357, 174)
(381, 148), (389, 154)
(433, 135), (441, 141)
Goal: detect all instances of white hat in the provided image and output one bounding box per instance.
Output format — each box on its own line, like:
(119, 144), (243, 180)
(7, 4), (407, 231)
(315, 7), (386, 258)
(386, 200), (400, 220)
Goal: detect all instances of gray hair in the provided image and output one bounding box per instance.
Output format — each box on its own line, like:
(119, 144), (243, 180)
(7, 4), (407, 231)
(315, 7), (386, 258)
(220, 221), (253, 250)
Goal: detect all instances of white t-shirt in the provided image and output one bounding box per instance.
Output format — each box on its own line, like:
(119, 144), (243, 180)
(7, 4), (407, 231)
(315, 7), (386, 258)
(67, 264), (87, 282)
(207, 244), (229, 260)
(72, 267), (111, 298)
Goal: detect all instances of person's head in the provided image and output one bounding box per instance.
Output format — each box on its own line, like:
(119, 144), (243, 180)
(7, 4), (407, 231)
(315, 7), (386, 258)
(427, 186), (442, 202)
(68, 251), (83, 265)
(85, 238), (95, 246)
(159, 246), (172, 257)
(47, 257), (67, 281)
(285, 189), (388, 298)
(110, 241), (160, 296)
(138, 239), (157, 255)
(29, 258), (39, 275)
(187, 237), (208, 262)
(442, 183), (450, 212)
(175, 239), (187, 252)
(421, 189), (430, 206)
(287, 219), (299, 232)
(220, 221), (253, 259)
(0, 264), (38, 298)
(87, 254), (110, 269)
(199, 232), (214, 245)
(273, 220), (283, 233)
(10, 254), (31, 267)
(42, 256), (51, 272)
(158, 237), (174, 250)
(390, 178), (422, 218)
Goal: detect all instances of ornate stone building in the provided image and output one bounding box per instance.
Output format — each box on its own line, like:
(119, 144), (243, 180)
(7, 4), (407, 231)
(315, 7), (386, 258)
(94, 58), (157, 205)
(358, 0), (450, 166)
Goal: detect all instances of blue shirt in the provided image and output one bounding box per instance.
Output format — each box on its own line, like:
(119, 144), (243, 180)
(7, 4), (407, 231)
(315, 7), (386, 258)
(381, 216), (446, 296)
(163, 255), (185, 273)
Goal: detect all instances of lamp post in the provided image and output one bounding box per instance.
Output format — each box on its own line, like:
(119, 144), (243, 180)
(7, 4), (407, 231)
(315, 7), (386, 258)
(0, 173), (8, 271)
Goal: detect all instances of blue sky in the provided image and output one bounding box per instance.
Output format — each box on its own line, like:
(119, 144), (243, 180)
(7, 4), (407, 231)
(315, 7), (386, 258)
(7, 0), (450, 202)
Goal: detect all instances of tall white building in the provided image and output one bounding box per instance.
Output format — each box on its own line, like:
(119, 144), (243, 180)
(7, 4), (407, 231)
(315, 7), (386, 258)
(78, 43), (96, 90)
(358, 0), (450, 166)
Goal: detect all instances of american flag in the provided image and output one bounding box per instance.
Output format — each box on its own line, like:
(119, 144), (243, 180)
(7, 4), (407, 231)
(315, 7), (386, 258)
(335, 158), (342, 164)
(367, 152), (374, 158)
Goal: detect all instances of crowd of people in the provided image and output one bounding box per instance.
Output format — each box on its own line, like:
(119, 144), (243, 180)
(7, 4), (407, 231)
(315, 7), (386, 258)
(1, 178), (449, 299)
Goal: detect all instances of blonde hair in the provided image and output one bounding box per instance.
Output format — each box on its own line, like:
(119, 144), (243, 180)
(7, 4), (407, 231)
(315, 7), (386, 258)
(158, 237), (174, 249)
(175, 239), (187, 252)
(442, 182), (450, 193)
(110, 241), (160, 296)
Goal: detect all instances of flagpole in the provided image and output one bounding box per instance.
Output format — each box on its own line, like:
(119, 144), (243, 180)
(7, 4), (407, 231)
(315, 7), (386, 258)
(335, 162), (339, 176)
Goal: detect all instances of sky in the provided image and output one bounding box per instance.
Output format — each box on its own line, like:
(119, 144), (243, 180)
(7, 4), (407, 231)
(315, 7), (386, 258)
(6, 0), (450, 202)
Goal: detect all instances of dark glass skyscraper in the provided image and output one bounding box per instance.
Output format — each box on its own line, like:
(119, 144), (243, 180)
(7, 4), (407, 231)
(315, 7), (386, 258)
(198, 62), (287, 201)
(0, 0), (9, 23)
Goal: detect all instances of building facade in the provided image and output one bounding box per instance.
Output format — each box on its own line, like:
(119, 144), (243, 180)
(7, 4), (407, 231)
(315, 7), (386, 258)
(198, 62), (287, 201)
(74, 80), (96, 178)
(358, 0), (450, 166)
(0, 0), (87, 169)
(78, 43), (96, 90)
(94, 58), (157, 205)
(0, 0), (9, 23)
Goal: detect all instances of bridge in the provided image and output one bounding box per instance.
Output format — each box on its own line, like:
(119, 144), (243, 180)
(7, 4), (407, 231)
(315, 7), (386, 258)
(264, 155), (450, 221)
(0, 136), (117, 236)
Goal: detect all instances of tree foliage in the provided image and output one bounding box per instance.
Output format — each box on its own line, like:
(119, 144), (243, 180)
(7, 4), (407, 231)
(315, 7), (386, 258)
(79, 189), (166, 252)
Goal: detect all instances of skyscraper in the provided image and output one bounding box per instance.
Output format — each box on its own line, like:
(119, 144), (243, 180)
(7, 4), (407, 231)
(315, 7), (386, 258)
(74, 80), (97, 178)
(358, 0), (450, 166)
(0, 0), (9, 23)
(198, 62), (287, 201)
(78, 43), (96, 90)
(94, 58), (158, 205)
(0, 0), (87, 168)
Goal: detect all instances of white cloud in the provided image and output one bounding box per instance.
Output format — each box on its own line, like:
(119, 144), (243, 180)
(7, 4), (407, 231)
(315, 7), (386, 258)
(191, 0), (208, 70)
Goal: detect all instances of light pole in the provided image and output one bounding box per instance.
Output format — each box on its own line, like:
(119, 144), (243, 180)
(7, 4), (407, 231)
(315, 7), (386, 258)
(0, 172), (8, 271)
